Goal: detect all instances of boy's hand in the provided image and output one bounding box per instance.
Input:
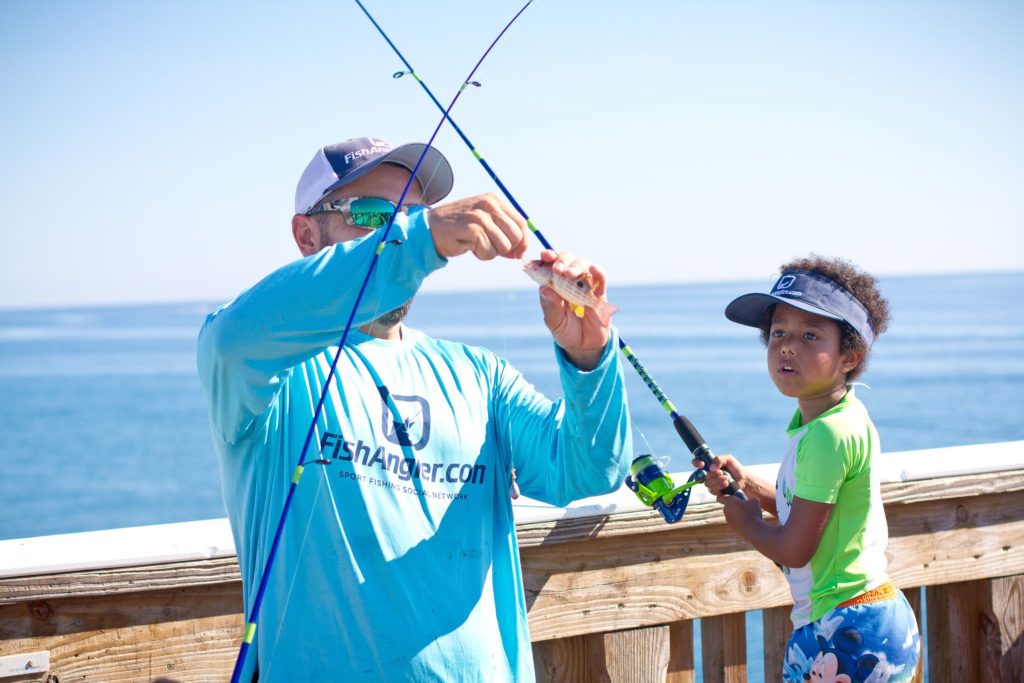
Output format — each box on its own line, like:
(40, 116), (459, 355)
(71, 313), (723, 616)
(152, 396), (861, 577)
(718, 493), (764, 529)
(693, 453), (746, 496)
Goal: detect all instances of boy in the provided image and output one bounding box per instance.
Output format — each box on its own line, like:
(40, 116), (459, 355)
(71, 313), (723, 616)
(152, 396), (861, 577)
(699, 255), (920, 682)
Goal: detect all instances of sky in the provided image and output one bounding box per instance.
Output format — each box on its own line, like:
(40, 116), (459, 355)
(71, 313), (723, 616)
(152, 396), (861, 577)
(1, 0), (1022, 309)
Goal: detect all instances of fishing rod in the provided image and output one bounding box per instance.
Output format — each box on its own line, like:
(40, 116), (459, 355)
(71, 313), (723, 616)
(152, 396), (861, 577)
(228, 4), (535, 681)
(354, 0), (746, 516)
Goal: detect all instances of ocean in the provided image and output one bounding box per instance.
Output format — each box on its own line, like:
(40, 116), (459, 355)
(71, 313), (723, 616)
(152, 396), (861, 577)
(2, 271), (1022, 538)
(2, 271), (1021, 679)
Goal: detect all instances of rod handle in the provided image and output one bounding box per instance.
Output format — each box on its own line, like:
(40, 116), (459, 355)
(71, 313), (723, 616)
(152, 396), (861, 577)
(675, 415), (746, 500)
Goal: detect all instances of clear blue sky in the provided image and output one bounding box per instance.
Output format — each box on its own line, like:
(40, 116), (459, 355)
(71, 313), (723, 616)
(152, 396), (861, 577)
(2, 0), (1022, 308)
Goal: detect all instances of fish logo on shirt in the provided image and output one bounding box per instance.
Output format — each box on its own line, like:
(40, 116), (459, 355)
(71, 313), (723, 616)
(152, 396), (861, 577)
(378, 387), (431, 450)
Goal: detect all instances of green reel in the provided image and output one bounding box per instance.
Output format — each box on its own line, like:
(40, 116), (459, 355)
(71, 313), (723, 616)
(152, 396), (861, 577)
(624, 454), (706, 523)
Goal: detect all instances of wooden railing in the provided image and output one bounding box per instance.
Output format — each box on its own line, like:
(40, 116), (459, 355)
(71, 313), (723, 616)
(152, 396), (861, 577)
(1, 469), (1022, 682)
(522, 469), (1024, 682)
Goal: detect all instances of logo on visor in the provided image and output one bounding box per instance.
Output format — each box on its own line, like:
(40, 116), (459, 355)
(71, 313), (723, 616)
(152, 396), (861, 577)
(379, 390), (431, 450)
(775, 275), (797, 291)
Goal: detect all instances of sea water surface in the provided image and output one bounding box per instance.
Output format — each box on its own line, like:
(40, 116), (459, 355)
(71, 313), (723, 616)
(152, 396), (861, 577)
(2, 271), (1022, 538)
(2, 272), (1022, 678)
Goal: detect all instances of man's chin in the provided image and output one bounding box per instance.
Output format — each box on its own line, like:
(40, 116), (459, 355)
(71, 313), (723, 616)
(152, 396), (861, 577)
(374, 299), (412, 328)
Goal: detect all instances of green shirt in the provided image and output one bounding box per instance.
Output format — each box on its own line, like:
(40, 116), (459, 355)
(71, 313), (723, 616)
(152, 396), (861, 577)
(775, 388), (890, 627)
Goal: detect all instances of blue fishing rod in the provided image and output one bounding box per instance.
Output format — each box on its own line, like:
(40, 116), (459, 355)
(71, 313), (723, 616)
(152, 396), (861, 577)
(227, 3), (536, 681)
(354, 0), (746, 519)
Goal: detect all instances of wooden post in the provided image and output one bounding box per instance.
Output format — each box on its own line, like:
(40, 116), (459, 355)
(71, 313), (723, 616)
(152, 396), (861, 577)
(533, 634), (595, 682)
(600, 625), (671, 682)
(667, 620), (695, 683)
(533, 626), (670, 682)
(991, 575), (1024, 683)
(762, 606), (791, 681)
(701, 612), (747, 683)
(926, 576), (1024, 682)
(903, 586), (924, 683)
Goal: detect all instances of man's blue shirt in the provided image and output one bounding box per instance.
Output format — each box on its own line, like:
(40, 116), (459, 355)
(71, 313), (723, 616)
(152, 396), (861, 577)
(197, 211), (632, 681)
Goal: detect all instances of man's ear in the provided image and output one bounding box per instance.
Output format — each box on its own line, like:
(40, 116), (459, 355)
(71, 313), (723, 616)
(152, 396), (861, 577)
(292, 214), (322, 257)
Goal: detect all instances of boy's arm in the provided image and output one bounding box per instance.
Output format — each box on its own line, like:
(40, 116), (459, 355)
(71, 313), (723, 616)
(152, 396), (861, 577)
(719, 495), (832, 567)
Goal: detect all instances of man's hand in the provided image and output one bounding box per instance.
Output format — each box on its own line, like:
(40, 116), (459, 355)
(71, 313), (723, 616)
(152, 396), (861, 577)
(426, 193), (529, 260)
(536, 250), (612, 371)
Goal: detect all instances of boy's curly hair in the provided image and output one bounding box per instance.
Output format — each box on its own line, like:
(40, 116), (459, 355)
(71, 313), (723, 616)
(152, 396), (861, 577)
(758, 254), (891, 381)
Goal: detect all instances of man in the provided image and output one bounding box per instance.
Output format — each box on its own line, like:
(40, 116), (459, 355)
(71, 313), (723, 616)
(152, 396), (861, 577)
(198, 136), (633, 681)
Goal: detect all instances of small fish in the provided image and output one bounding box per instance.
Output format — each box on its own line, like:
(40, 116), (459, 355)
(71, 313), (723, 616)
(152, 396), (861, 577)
(523, 260), (619, 325)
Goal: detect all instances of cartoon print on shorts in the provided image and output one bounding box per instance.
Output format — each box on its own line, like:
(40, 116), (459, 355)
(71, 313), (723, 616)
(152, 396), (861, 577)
(804, 627), (878, 682)
(783, 643), (813, 682)
(783, 613), (843, 682)
(786, 604), (920, 683)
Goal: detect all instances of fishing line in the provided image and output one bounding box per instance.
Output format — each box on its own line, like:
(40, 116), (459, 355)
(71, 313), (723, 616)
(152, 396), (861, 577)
(354, 0), (746, 503)
(228, 3), (537, 680)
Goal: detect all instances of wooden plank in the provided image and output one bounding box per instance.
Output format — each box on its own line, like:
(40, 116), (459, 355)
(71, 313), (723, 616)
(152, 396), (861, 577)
(667, 620), (695, 683)
(880, 470), (1024, 507)
(0, 583), (242, 682)
(701, 612), (746, 683)
(523, 527), (791, 641)
(514, 471), (1024, 548)
(516, 504), (729, 548)
(0, 472), (1018, 607)
(9, 485), (1016, 639)
(886, 488), (1024, 538)
(885, 490), (1024, 589)
(0, 558), (240, 605)
(762, 606), (791, 682)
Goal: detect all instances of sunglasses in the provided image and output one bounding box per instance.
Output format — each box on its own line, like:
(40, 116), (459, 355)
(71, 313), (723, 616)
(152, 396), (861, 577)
(306, 196), (428, 229)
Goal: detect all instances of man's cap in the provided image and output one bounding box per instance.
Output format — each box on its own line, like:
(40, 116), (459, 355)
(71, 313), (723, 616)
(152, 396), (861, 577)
(724, 269), (875, 346)
(294, 136), (454, 215)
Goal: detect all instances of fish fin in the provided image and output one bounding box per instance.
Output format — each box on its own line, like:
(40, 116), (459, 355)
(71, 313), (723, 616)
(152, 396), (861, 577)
(570, 303), (585, 318)
(594, 300), (619, 326)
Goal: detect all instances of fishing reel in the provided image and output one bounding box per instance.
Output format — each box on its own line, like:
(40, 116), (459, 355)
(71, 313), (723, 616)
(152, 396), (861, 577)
(625, 455), (707, 524)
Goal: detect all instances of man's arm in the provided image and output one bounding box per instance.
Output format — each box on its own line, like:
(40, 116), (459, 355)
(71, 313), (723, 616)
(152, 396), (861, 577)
(490, 250), (630, 505)
(492, 328), (632, 508)
(197, 211), (444, 444)
(198, 191), (533, 446)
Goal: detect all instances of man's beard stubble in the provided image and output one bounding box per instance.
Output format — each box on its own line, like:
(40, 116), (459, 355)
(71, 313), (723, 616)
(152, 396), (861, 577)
(373, 298), (413, 328)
